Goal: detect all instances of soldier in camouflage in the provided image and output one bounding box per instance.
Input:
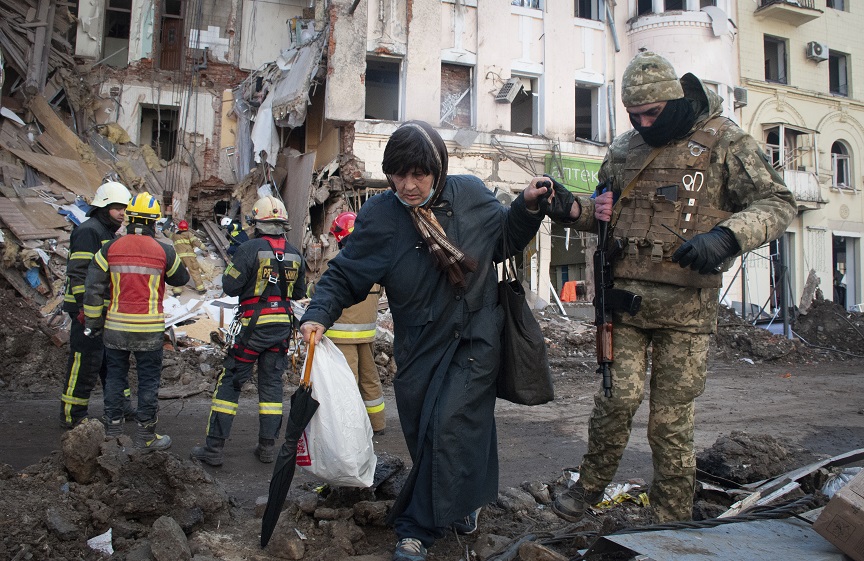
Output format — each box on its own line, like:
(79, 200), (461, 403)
(542, 51), (797, 522)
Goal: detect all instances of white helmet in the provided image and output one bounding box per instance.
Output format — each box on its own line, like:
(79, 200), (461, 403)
(88, 181), (131, 216)
(251, 196), (288, 223)
(220, 216), (233, 227)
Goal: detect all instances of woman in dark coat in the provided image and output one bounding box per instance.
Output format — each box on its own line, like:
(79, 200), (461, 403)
(299, 120), (551, 561)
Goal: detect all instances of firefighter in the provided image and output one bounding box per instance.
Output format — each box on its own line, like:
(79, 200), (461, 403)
(83, 192), (189, 451)
(191, 195), (306, 466)
(60, 181), (135, 429)
(170, 220), (207, 293)
(221, 218), (249, 257)
(324, 211), (386, 433)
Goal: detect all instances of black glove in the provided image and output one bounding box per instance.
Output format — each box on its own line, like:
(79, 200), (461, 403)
(671, 226), (740, 275)
(537, 175), (576, 222)
(84, 326), (103, 339)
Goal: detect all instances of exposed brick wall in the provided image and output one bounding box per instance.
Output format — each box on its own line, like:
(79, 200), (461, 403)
(441, 63), (471, 128)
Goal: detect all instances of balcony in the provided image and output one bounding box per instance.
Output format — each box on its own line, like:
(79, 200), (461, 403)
(755, 0), (822, 26)
(782, 169), (824, 211)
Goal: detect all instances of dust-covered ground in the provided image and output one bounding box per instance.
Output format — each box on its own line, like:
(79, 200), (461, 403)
(0, 288), (863, 560)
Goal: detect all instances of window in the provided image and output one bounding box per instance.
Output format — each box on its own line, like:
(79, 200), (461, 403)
(512, 0), (541, 8)
(441, 64), (472, 128)
(575, 86), (595, 141)
(159, 1), (184, 71)
(575, 0), (601, 20)
(832, 141), (852, 190)
(510, 76), (537, 135)
(827, 0), (846, 10)
(700, 0), (717, 6)
(665, 0), (685, 11)
(140, 106), (179, 161)
(764, 36), (787, 85)
(637, 0), (653, 15)
(365, 58), (401, 121)
(829, 51), (848, 96)
(104, 0), (132, 68)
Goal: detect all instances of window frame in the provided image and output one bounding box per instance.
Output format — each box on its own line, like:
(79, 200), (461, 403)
(829, 51), (849, 97)
(763, 35), (788, 85)
(831, 141), (854, 191)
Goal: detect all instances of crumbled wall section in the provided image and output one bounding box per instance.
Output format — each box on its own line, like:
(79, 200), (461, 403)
(339, 123), (365, 188)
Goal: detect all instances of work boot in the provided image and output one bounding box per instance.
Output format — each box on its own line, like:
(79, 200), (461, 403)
(135, 419), (172, 453)
(103, 416), (124, 438)
(191, 437), (225, 466)
(254, 438), (277, 463)
(551, 482), (604, 522)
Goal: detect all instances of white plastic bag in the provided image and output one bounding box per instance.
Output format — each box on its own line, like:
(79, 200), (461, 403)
(296, 336), (377, 487)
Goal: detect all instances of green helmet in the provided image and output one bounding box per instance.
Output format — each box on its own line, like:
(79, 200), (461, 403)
(621, 51), (684, 108)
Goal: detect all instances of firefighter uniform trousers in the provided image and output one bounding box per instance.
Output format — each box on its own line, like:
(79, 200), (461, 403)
(204, 322), (291, 444)
(61, 314), (133, 425)
(325, 286), (386, 432)
(171, 231), (205, 291)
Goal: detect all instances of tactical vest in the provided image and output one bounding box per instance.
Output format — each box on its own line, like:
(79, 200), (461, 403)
(612, 116), (733, 289)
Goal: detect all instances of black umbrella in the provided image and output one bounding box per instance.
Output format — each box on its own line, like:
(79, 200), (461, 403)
(261, 334), (320, 548)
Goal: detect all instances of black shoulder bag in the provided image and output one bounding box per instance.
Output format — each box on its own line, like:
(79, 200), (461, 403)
(496, 217), (554, 406)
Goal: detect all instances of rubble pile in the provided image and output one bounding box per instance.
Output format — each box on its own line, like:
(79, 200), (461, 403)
(0, 419), (231, 560)
(794, 298), (864, 358)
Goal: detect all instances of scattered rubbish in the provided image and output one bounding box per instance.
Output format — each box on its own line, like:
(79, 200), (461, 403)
(814, 469), (864, 561)
(86, 529), (113, 555)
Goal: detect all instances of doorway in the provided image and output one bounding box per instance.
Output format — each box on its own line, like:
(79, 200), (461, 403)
(833, 234), (859, 310)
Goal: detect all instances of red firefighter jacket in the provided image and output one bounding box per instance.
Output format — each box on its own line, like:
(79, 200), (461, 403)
(83, 227), (189, 351)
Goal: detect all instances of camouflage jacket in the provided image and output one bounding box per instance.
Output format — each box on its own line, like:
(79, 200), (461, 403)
(570, 73), (797, 333)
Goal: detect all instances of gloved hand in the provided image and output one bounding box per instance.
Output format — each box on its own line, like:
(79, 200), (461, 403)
(76, 311), (86, 325)
(671, 226), (740, 274)
(84, 326), (103, 339)
(537, 175), (576, 222)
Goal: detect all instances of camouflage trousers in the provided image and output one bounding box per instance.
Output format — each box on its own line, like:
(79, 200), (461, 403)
(579, 324), (709, 522)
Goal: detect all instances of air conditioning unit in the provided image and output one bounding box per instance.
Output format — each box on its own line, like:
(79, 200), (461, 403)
(494, 187), (515, 206)
(733, 87), (748, 109)
(495, 78), (523, 104)
(806, 41), (829, 62)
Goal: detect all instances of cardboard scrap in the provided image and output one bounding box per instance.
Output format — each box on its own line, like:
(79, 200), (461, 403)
(814, 469), (864, 561)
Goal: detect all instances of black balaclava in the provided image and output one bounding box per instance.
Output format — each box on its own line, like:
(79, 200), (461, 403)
(631, 97), (697, 147)
(93, 206), (124, 233)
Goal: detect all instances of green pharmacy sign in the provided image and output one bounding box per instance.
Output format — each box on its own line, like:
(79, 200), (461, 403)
(544, 155), (602, 194)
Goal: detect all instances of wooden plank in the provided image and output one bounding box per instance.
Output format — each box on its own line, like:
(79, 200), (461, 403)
(0, 263), (47, 307)
(202, 220), (231, 265)
(0, 197), (60, 239)
(3, 145), (100, 198)
(13, 197), (69, 229)
(26, 95), (82, 157)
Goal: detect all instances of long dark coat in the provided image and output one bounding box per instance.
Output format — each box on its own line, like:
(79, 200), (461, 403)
(301, 175), (543, 528)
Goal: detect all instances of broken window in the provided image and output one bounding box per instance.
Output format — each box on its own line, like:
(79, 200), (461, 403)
(441, 64), (472, 129)
(832, 141), (852, 190)
(637, 0), (653, 16)
(574, 85), (595, 141)
(764, 35), (787, 85)
(160, 1), (184, 71)
(574, 0), (601, 20)
(365, 58), (401, 121)
(104, 0), (132, 68)
(140, 106), (179, 162)
(510, 76), (537, 135)
(829, 51), (848, 97)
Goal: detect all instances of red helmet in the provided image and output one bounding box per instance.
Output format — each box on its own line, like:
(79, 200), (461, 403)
(177, 220), (189, 231)
(330, 212), (356, 243)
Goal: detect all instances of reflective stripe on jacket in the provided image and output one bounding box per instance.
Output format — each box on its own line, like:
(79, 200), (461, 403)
(171, 230), (203, 259)
(83, 231), (189, 351)
(325, 285), (380, 344)
(62, 217), (116, 313)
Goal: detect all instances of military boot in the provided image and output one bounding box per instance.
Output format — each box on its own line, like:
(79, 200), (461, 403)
(103, 416), (124, 438)
(135, 419), (172, 453)
(551, 482), (604, 522)
(190, 437), (225, 466)
(254, 438), (277, 463)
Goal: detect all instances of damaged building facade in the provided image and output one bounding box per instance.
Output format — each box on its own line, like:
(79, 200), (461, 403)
(1, 0), (862, 315)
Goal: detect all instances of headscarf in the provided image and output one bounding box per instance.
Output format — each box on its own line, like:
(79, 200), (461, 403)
(383, 121), (477, 288)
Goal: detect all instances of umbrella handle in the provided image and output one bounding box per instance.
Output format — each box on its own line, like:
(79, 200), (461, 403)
(302, 330), (316, 387)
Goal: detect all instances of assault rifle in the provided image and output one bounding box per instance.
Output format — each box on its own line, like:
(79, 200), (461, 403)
(594, 204), (642, 398)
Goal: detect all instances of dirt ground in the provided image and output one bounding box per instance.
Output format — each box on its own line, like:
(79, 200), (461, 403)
(0, 288), (863, 560)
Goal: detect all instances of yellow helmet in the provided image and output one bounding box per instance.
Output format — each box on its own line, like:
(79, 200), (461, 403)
(251, 196), (288, 223)
(126, 192), (162, 222)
